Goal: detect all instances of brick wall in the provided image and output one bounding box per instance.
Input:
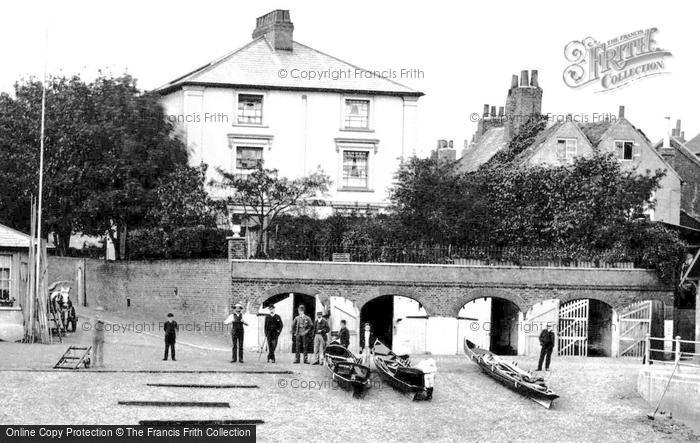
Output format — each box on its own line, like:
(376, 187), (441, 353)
(231, 260), (674, 317)
(48, 257), (231, 332)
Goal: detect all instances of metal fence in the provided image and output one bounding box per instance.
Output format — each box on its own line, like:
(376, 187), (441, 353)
(645, 335), (700, 368)
(261, 244), (645, 268)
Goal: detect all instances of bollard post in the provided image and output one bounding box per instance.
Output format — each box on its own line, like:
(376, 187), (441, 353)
(644, 333), (651, 365)
(675, 335), (681, 364)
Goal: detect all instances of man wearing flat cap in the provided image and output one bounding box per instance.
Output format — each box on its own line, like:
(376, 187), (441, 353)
(224, 303), (248, 363)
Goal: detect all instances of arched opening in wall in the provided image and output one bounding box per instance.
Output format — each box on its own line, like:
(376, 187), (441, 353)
(458, 297), (521, 356)
(618, 300), (665, 358)
(259, 292), (316, 354)
(359, 295), (427, 352)
(522, 299), (560, 357)
(558, 299), (614, 357)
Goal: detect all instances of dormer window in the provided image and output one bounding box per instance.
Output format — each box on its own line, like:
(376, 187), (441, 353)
(344, 99), (370, 129)
(237, 94), (263, 125)
(614, 140), (638, 161)
(556, 139), (577, 161)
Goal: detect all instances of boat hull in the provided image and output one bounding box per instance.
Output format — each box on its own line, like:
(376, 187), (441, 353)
(324, 343), (371, 398)
(464, 339), (559, 408)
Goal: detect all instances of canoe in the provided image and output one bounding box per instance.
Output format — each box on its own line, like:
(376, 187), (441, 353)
(323, 342), (371, 398)
(373, 340), (430, 400)
(464, 339), (559, 408)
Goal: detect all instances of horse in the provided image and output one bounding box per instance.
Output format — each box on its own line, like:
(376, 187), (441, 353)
(49, 283), (76, 332)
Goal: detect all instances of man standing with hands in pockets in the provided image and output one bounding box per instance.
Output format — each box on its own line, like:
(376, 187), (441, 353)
(264, 304), (283, 363)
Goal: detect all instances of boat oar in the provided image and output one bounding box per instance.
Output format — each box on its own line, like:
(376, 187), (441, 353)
(647, 358), (680, 420)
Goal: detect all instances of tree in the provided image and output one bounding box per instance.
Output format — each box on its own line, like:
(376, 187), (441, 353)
(147, 164), (216, 231)
(0, 73), (188, 257)
(75, 75), (188, 259)
(217, 165), (331, 256)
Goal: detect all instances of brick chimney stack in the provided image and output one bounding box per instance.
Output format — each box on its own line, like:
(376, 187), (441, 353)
(659, 116), (676, 167)
(504, 69), (543, 140)
(252, 10), (294, 51)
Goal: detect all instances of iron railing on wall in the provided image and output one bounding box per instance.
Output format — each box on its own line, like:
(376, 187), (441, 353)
(645, 335), (700, 367)
(259, 244), (646, 268)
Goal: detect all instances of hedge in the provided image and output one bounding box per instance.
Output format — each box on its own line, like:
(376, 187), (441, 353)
(127, 226), (230, 260)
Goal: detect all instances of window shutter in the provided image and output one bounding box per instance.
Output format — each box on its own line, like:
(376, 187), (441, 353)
(615, 141), (624, 159)
(556, 141), (566, 160)
(632, 144), (641, 160)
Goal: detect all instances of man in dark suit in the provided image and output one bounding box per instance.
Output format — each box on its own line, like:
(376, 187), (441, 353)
(312, 311), (331, 365)
(537, 323), (556, 371)
(264, 304), (283, 363)
(163, 313), (178, 361)
(291, 305), (312, 364)
(338, 319), (350, 349)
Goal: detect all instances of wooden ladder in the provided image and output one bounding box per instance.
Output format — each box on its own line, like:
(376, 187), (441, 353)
(54, 346), (92, 369)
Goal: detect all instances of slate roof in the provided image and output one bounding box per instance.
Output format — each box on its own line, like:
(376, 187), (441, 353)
(0, 223), (30, 248)
(157, 37), (423, 97)
(686, 133), (700, 155)
(652, 136), (700, 170)
(579, 121), (613, 147)
(456, 127), (507, 173)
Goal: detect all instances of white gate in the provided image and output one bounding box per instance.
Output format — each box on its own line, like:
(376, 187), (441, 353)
(558, 299), (589, 357)
(618, 301), (652, 357)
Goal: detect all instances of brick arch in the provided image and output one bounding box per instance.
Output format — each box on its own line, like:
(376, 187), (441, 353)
(557, 293), (619, 312)
(249, 284), (323, 311)
(358, 287), (437, 316)
(450, 288), (528, 317)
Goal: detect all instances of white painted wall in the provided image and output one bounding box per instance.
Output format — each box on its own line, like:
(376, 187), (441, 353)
(160, 87), (419, 209)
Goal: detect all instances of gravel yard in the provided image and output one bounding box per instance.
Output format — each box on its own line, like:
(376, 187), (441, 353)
(0, 311), (697, 442)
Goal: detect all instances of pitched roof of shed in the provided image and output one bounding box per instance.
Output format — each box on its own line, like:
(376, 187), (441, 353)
(0, 223), (30, 248)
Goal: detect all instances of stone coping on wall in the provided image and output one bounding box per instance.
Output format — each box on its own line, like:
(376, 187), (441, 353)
(231, 259), (668, 290)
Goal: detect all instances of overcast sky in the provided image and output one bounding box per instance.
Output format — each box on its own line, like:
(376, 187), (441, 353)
(1, 0), (696, 156)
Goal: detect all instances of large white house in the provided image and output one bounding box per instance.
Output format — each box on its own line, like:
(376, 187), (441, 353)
(157, 9), (423, 214)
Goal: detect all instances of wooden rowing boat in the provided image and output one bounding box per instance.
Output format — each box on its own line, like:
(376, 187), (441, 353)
(323, 341), (371, 398)
(373, 340), (430, 401)
(464, 339), (558, 408)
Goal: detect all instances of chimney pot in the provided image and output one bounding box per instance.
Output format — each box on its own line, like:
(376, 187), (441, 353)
(530, 70), (539, 87)
(483, 104), (489, 117)
(676, 119), (682, 131)
(490, 106), (497, 118)
(681, 131), (685, 140)
(448, 140), (454, 149)
(498, 106), (504, 116)
(511, 75), (519, 89)
(520, 70), (529, 87)
(618, 105), (625, 118)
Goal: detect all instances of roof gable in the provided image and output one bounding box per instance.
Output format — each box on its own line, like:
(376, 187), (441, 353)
(157, 38), (422, 96)
(514, 121), (594, 165)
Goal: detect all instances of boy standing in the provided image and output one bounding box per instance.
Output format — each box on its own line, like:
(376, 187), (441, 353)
(92, 314), (105, 367)
(312, 311), (330, 365)
(338, 319), (350, 349)
(163, 313), (178, 361)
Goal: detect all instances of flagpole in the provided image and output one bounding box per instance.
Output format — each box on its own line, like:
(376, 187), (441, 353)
(34, 27), (48, 338)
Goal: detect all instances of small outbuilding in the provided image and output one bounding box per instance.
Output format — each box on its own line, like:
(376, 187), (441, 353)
(0, 223), (30, 341)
